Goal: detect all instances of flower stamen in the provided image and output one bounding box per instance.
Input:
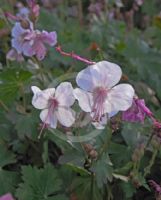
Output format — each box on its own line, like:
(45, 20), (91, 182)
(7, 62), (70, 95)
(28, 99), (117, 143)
(92, 87), (107, 121)
(38, 97), (59, 139)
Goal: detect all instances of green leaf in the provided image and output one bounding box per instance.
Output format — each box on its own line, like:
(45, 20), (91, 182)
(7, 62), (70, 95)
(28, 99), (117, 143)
(91, 153), (113, 188)
(15, 111), (39, 140)
(0, 170), (20, 196)
(16, 164), (68, 200)
(72, 176), (102, 200)
(0, 69), (32, 103)
(59, 150), (85, 167)
(121, 123), (148, 148)
(65, 163), (90, 176)
(120, 181), (136, 199)
(0, 143), (16, 167)
(0, 110), (13, 142)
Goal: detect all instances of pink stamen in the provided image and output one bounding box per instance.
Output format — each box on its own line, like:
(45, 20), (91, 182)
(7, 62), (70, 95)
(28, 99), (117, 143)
(38, 97), (58, 139)
(92, 87), (108, 121)
(48, 97), (59, 109)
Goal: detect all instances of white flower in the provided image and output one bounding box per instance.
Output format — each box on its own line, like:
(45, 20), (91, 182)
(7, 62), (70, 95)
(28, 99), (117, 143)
(31, 82), (75, 128)
(74, 61), (135, 129)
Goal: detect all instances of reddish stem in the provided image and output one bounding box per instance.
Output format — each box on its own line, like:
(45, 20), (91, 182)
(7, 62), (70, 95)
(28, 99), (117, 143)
(4, 12), (21, 21)
(55, 45), (96, 65)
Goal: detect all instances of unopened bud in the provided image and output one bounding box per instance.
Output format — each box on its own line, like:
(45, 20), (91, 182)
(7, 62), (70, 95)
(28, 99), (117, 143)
(83, 143), (98, 160)
(83, 143), (94, 154)
(89, 149), (98, 159)
(20, 20), (30, 29)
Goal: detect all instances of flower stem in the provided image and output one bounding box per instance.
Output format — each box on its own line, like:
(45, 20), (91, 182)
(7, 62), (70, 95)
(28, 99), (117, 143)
(55, 46), (96, 65)
(144, 146), (159, 177)
(0, 99), (9, 112)
(77, 0), (83, 25)
(98, 127), (112, 159)
(90, 173), (94, 200)
(32, 57), (45, 84)
(20, 84), (26, 110)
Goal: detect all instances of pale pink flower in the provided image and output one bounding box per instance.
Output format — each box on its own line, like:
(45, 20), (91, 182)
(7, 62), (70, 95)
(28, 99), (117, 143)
(31, 82), (75, 128)
(11, 22), (57, 60)
(31, 30), (57, 60)
(74, 61), (134, 129)
(0, 193), (14, 200)
(11, 22), (34, 56)
(122, 98), (153, 123)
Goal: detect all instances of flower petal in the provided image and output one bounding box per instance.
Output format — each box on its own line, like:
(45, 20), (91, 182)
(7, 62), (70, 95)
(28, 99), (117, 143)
(40, 109), (57, 128)
(109, 110), (119, 118)
(76, 60), (122, 92)
(17, 7), (30, 19)
(6, 48), (24, 62)
(22, 42), (34, 57)
(12, 38), (23, 53)
(0, 193), (14, 200)
(11, 22), (26, 37)
(40, 31), (57, 46)
(105, 84), (134, 113)
(56, 107), (75, 127)
(55, 82), (75, 107)
(74, 88), (93, 112)
(32, 40), (47, 60)
(31, 86), (55, 109)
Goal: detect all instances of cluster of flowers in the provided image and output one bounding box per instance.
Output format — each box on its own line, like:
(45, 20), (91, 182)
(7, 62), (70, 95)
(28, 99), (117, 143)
(6, 0), (160, 132)
(6, 0), (57, 61)
(31, 60), (154, 131)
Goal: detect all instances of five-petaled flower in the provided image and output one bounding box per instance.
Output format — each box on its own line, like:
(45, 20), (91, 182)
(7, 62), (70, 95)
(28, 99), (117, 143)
(122, 98), (153, 123)
(31, 82), (75, 128)
(74, 61), (135, 129)
(11, 22), (57, 60)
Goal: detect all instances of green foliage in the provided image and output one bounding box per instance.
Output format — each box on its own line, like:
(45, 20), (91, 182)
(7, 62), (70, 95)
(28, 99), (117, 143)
(15, 111), (39, 140)
(16, 164), (68, 200)
(72, 176), (102, 200)
(0, 69), (32, 103)
(91, 152), (113, 188)
(0, 170), (20, 196)
(0, 143), (16, 167)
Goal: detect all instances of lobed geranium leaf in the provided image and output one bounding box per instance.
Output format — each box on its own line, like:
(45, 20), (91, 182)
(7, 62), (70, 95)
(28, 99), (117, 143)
(16, 164), (68, 200)
(0, 69), (32, 103)
(15, 111), (39, 140)
(91, 152), (113, 188)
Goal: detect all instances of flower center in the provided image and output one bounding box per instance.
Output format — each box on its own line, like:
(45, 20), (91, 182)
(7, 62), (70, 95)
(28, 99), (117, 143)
(38, 97), (58, 139)
(48, 97), (59, 111)
(92, 87), (108, 122)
